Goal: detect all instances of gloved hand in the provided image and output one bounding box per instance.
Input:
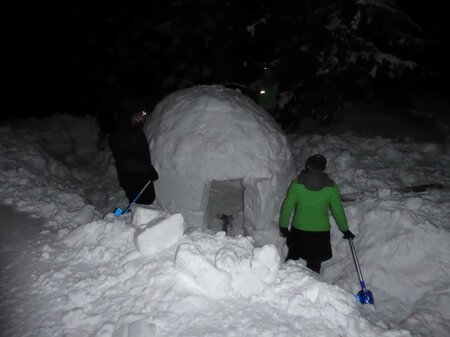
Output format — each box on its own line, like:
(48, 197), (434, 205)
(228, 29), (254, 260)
(342, 230), (355, 240)
(279, 227), (290, 238)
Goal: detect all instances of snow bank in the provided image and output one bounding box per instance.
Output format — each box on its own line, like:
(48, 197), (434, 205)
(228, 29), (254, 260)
(62, 218), (135, 262)
(145, 85), (296, 236)
(20, 200), (404, 337)
(0, 118), (105, 228)
(46, 206), (411, 336)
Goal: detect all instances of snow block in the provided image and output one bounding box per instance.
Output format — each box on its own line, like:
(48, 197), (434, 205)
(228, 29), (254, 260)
(215, 247), (240, 274)
(132, 205), (165, 229)
(175, 243), (232, 298)
(135, 213), (184, 257)
(112, 319), (156, 337)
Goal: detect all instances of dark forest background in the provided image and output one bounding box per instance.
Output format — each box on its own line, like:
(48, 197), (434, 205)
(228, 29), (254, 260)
(11, 0), (449, 132)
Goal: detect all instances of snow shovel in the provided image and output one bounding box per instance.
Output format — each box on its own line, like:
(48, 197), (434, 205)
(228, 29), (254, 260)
(348, 238), (374, 305)
(114, 179), (152, 217)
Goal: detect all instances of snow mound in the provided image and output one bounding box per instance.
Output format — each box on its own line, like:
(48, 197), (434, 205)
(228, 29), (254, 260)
(175, 231), (281, 298)
(173, 231), (411, 336)
(146, 85), (296, 236)
(62, 218), (135, 262)
(0, 115), (120, 228)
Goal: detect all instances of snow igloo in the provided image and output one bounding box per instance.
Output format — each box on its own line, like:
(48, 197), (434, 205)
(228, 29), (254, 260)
(145, 85), (296, 237)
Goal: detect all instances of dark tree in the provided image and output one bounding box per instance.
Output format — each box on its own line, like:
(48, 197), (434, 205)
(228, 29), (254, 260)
(17, 0), (445, 132)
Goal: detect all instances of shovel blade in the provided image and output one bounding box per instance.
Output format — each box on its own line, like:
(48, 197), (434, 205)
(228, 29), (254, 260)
(114, 208), (123, 217)
(356, 289), (374, 305)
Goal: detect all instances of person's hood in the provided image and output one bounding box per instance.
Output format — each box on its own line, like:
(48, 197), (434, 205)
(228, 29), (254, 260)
(296, 170), (334, 191)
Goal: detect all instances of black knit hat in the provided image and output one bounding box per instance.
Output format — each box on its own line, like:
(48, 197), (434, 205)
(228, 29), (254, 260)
(305, 154), (327, 172)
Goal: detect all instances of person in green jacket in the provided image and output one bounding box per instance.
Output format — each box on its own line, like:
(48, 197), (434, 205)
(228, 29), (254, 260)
(250, 66), (279, 113)
(279, 154), (355, 273)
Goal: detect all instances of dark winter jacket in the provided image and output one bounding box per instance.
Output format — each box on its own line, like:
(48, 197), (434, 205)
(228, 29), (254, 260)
(279, 170), (348, 232)
(108, 116), (158, 186)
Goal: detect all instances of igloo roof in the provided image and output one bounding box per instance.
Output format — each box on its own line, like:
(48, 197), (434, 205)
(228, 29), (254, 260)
(147, 85), (290, 180)
(145, 85), (296, 232)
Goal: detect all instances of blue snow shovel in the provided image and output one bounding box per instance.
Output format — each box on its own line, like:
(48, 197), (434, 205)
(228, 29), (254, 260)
(348, 238), (374, 305)
(114, 179), (153, 217)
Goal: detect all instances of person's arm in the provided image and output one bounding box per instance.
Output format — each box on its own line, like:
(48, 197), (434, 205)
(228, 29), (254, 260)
(330, 184), (349, 232)
(114, 132), (158, 179)
(279, 180), (298, 229)
(148, 164), (159, 181)
(120, 155), (159, 180)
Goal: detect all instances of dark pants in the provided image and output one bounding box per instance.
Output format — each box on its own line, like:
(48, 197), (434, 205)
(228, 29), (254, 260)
(306, 260), (322, 273)
(285, 228), (332, 274)
(285, 251), (322, 273)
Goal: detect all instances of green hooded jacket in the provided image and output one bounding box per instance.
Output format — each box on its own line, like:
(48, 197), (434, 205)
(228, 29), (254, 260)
(250, 79), (279, 111)
(279, 171), (348, 232)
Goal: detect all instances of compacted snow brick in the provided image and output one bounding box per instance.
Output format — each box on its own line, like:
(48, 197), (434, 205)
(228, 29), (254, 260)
(145, 85), (296, 235)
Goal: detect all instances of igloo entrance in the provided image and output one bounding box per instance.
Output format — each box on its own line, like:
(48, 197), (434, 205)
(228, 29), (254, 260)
(206, 179), (245, 236)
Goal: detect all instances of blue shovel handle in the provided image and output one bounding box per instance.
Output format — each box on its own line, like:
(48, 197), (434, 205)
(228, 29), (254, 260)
(348, 239), (374, 305)
(114, 179), (152, 217)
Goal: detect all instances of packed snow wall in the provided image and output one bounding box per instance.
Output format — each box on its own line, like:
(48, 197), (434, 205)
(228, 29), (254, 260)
(145, 85), (296, 234)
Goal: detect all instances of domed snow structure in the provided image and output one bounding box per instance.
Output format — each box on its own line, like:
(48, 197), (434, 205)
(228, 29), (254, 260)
(145, 85), (296, 236)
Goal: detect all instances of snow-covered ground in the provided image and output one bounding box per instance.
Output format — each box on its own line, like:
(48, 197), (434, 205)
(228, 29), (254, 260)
(0, 103), (449, 336)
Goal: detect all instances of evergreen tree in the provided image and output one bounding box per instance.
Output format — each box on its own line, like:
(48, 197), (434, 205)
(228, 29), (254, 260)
(23, 1), (438, 130)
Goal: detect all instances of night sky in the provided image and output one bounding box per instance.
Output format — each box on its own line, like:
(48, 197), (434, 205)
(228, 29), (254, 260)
(10, 1), (449, 123)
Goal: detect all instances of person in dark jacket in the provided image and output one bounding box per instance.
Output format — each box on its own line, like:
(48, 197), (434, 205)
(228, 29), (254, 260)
(279, 154), (355, 273)
(108, 110), (159, 205)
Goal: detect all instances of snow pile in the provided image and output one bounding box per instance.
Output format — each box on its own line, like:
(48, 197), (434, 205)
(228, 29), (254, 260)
(5, 197), (409, 336)
(0, 115), (125, 228)
(173, 231), (411, 337)
(0, 120), (98, 228)
(49, 217), (413, 337)
(145, 85), (296, 235)
(174, 231), (280, 298)
(62, 218), (135, 261)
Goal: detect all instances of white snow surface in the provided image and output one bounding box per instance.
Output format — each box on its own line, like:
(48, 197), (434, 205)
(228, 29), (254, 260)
(0, 105), (449, 337)
(145, 85), (296, 235)
(134, 209), (184, 257)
